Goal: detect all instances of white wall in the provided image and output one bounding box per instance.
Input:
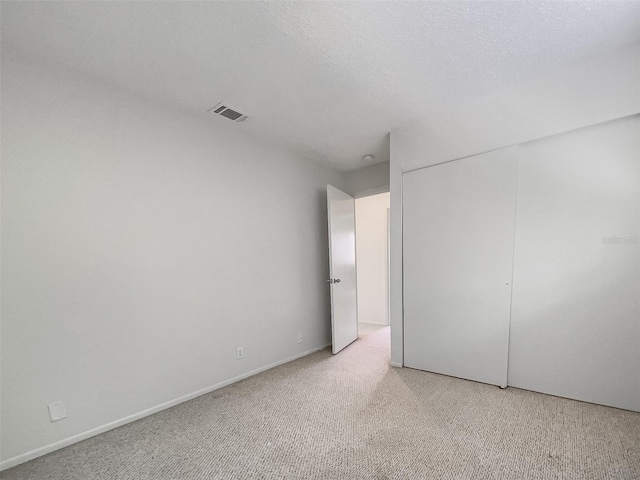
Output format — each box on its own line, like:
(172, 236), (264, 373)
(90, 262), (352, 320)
(355, 192), (390, 326)
(388, 153), (403, 367)
(390, 43), (640, 367)
(0, 47), (346, 468)
(345, 161), (390, 197)
(394, 43), (640, 173)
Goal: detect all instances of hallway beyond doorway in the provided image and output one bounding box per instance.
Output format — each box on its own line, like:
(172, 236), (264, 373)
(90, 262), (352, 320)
(358, 322), (388, 337)
(355, 192), (390, 327)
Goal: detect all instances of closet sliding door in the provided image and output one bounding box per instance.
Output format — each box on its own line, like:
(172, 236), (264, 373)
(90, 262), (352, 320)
(508, 116), (640, 411)
(403, 147), (518, 387)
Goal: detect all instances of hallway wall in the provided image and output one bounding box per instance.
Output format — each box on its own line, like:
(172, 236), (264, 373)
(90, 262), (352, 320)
(355, 193), (390, 325)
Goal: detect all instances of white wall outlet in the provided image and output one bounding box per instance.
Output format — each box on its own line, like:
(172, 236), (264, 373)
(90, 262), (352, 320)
(236, 346), (244, 360)
(47, 401), (67, 422)
(297, 333), (303, 344)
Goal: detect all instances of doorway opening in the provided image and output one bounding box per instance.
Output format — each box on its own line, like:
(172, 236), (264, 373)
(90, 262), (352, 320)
(354, 191), (390, 340)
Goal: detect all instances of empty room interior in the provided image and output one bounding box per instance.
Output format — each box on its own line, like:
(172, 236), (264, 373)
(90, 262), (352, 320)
(1, 1), (639, 479)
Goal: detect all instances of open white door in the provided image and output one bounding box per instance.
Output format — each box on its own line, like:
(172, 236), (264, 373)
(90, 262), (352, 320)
(327, 185), (358, 354)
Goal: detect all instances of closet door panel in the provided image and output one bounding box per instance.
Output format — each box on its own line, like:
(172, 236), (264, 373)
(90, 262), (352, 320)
(509, 116), (640, 411)
(403, 147), (518, 386)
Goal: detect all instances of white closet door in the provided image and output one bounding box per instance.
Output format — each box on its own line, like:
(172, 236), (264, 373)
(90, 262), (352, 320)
(508, 116), (640, 411)
(403, 147), (518, 387)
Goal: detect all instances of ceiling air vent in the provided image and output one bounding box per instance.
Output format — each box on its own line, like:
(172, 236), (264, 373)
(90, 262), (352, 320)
(207, 102), (249, 123)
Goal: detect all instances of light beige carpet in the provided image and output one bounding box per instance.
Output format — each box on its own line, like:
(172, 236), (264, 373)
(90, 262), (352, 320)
(358, 322), (387, 335)
(2, 326), (639, 479)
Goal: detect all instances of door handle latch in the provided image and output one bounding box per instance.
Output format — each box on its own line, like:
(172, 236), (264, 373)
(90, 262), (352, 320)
(326, 278), (341, 284)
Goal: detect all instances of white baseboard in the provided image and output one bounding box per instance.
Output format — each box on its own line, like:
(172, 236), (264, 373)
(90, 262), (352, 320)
(0, 344), (330, 472)
(389, 361), (403, 368)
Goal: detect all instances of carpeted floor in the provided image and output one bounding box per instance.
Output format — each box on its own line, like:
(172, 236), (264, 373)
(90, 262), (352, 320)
(2, 326), (639, 479)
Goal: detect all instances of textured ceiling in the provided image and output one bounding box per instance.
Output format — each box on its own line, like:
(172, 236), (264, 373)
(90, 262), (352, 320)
(2, 1), (639, 171)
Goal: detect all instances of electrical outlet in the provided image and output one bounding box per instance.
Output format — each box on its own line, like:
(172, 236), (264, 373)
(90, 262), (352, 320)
(236, 346), (244, 360)
(48, 401), (67, 422)
(297, 333), (303, 344)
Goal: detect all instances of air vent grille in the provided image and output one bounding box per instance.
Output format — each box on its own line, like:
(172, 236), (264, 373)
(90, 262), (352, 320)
(208, 103), (248, 123)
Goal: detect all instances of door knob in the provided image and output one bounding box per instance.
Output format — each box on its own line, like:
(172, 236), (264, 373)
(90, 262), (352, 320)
(334, 278), (341, 283)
